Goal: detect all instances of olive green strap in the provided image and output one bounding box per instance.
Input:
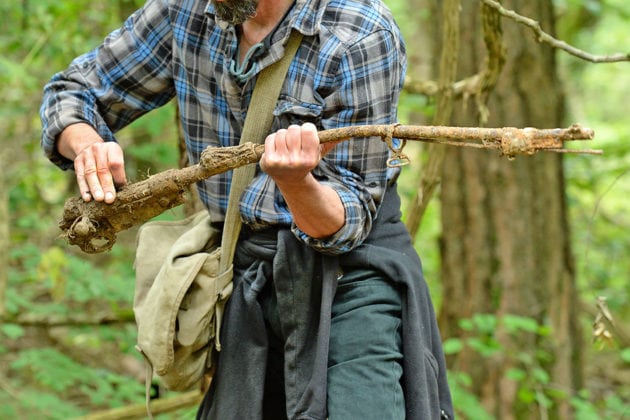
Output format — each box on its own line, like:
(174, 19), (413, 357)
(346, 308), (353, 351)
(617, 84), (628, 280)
(219, 30), (303, 272)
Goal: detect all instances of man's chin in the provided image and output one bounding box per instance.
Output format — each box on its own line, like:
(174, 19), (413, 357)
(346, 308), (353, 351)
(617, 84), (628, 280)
(212, 0), (258, 25)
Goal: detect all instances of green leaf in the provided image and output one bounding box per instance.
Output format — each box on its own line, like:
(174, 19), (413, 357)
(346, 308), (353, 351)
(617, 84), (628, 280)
(458, 318), (474, 332)
(471, 313), (498, 334)
(442, 338), (464, 355)
(1, 324), (25, 340)
(505, 367), (526, 381)
(517, 387), (536, 404)
(468, 337), (500, 357)
(532, 367), (551, 385)
(502, 314), (540, 334)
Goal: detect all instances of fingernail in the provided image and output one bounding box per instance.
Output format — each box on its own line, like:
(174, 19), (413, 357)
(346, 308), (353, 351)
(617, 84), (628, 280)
(93, 190), (104, 200)
(105, 192), (114, 202)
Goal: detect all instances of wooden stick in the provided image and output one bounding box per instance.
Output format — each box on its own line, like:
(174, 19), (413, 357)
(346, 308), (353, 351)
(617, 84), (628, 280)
(58, 123), (598, 253)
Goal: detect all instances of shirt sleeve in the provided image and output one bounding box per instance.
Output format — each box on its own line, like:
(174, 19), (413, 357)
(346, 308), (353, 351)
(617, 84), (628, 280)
(293, 27), (407, 255)
(39, 0), (175, 169)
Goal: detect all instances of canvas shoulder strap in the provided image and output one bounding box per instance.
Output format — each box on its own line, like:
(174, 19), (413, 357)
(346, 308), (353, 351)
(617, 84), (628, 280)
(219, 30), (303, 272)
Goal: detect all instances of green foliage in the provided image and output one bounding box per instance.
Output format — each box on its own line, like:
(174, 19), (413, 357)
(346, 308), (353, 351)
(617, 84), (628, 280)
(0, 390), (84, 420)
(445, 314), (556, 412)
(561, 0), (630, 325)
(7, 240), (135, 320)
(7, 347), (144, 416)
(2, 1), (181, 416)
(444, 313), (630, 418)
(1, 324), (25, 340)
(447, 371), (494, 420)
(570, 389), (630, 420)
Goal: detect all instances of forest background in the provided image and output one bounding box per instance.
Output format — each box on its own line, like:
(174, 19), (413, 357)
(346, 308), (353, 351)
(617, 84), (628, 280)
(1, 0), (628, 419)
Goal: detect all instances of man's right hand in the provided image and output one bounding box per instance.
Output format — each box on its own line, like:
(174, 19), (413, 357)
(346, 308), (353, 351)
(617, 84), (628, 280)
(57, 123), (127, 204)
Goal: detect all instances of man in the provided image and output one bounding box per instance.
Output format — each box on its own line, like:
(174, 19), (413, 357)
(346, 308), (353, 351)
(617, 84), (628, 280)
(41, 0), (453, 418)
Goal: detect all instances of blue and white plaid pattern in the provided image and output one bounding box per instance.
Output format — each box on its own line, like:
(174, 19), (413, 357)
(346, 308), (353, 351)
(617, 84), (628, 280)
(41, 0), (406, 254)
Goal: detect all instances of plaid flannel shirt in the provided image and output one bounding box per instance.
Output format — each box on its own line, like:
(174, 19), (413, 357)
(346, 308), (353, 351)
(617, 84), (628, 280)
(40, 0), (406, 254)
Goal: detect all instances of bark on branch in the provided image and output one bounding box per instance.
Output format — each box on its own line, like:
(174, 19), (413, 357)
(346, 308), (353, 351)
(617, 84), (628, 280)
(59, 124), (597, 254)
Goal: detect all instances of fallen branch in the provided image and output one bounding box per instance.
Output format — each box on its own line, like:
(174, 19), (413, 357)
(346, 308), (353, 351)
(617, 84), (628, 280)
(1, 310), (135, 327)
(59, 123), (598, 253)
(75, 390), (203, 420)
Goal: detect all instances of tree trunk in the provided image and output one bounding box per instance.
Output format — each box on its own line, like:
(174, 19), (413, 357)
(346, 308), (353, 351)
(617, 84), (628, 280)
(0, 150), (7, 316)
(404, 0), (458, 235)
(436, 0), (582, 418)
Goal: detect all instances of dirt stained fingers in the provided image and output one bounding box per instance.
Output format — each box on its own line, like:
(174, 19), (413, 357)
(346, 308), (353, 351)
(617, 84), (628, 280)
(74, 142), (127, 203)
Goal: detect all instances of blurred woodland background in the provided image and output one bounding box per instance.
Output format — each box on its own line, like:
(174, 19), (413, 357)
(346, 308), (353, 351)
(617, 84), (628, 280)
(1, 0), (629, 418)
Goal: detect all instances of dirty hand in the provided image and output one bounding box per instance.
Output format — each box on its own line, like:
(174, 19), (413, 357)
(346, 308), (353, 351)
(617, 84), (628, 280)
(58, 123), (127, 203)
(74, 142), (127, 203)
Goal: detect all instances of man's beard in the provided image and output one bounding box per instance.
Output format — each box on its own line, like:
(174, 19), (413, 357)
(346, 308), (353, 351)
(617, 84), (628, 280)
(213, 0), (259, 25)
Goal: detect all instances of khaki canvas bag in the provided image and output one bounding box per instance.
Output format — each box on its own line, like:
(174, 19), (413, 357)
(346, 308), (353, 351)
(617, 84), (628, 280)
(134, 210), (230, 391)
(132, 30), (303, 415)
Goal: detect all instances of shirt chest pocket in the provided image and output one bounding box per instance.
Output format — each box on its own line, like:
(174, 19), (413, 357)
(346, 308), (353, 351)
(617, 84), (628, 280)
(272, 96), (323, 129)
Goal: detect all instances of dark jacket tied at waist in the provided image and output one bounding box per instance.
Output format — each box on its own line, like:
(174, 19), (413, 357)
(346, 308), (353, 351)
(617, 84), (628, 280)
(197, 184), (454, 419)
